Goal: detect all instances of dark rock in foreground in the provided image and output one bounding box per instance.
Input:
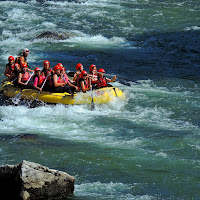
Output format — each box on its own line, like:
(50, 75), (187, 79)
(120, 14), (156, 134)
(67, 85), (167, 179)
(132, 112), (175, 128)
(0, 160), (75, 200)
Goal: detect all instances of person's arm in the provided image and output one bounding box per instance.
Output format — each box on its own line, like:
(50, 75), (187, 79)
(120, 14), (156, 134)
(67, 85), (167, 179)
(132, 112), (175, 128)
(106, 75), (116, 83)
(18, 73), (27, 86)
(8, 73), (15, 81)
(73, 71), (80, 81)
(53, 74), (65, 87)
(4, 66), (10, 78)
(68, 82), (78, 90)
(19, 57), (33, 72)
(33, 77), (42, 91)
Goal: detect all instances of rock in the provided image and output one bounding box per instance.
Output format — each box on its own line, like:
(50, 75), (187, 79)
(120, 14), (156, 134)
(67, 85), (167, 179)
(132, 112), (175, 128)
(0, 160), (75, 200)
(36, 31), (73, 40)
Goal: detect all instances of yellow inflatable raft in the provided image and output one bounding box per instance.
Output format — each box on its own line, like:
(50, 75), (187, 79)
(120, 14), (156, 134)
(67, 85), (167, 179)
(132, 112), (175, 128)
(0, 81), (125, 105)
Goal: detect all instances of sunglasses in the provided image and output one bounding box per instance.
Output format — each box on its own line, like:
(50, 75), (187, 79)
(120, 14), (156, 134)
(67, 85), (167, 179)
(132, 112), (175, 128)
(83, 74), (87, 76)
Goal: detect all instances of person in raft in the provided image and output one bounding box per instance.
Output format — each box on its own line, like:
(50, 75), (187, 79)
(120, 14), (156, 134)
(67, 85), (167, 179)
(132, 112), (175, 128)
(58, 63), (73, 83)
(18, 63), (33, 89)
(78, 70), (92, 92)
(33, 67), (46, 91)
(4, 56), (15, 78)
(96, 68), (116, 88)
(73, 63), (84, 84)
(53, 65), (78, 94)
(60, 66), (78, 93)
(15, 48), (33, 72)
(8, 63), (21, 86)
(88, 64), (98, 88)
(41, 60), (53, 91)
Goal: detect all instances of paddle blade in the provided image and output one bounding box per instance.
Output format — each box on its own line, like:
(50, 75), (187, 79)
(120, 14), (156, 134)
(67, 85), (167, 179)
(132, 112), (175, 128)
(91, 98), (95, 110)
(12, 92), (21, 105)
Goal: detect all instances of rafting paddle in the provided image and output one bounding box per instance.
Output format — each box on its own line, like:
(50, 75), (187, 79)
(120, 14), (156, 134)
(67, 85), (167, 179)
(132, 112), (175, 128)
(90, 79), (95, 110)
(12, 71), (35, 105)
(29, 73), (49, 108)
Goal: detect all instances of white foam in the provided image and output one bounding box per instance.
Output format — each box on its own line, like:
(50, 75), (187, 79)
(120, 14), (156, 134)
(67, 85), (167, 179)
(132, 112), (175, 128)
(75, 181), (154, 199)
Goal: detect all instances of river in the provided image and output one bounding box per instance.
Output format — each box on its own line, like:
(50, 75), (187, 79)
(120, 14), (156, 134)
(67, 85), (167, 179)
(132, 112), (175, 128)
(0, 0), (200, 199)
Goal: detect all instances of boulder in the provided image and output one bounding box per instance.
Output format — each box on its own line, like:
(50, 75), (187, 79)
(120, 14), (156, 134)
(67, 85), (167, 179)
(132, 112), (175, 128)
(36, 31), (73, 40)
(0, 160), (75, 200)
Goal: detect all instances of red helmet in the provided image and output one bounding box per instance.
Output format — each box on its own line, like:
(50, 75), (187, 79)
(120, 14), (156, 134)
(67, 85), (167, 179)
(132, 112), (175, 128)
(34, 67), (41, 72)
(21, 63), (28, 68)
(57, 63), (63, 67)
(76, 63), (83, 71)
(8, 56), (15, 61)
(98, 68), (105, 73)
(60, 66), (65, 71)
(43, 60), (50, 66)
(81, 70), (87, 77)
(14, 63), (20, 68)
(54, 65), (60, 72)
(89, 64), (96, 72)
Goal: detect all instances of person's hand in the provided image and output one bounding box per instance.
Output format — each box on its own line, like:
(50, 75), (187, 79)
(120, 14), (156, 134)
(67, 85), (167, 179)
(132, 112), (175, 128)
(61, 83), (65, 87)
(24, 82), (28, 86)
(75, 86), (78, 91)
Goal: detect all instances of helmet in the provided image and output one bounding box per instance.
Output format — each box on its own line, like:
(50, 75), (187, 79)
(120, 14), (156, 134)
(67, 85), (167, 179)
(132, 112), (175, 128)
(81, 70), (87, 77)
(76, 63), (83, 71)
(23, 48), (29, 54)
(89, 64), (96, 72)
(21, 63), (28, 68)
(98, 68), (105, 73)
(57, 63), (63, 67)
(34, 67), (41, 72)
(43, 60), (50, 66)
(54, 65), (60, 72)
(14, 63), (20, 68)
(60, 66), (65, 71)
(8, 56), (15, 61)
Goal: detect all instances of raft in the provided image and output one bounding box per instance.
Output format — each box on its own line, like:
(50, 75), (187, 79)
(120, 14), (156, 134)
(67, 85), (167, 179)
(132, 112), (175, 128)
(0, 81), (125, 105)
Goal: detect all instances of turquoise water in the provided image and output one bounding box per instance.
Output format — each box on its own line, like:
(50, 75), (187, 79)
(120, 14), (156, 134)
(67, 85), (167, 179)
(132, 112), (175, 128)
(0, 0), (200, 199)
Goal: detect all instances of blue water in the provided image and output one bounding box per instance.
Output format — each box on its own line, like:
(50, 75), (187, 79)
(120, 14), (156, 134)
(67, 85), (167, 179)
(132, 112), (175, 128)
(0, 0), (200, 199)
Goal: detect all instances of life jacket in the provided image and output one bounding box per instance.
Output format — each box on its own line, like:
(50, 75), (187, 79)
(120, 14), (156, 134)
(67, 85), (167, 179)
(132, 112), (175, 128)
(21, 71), (30, 82)
(42, 68), (52, 77)
(6, 63), (15, 75)
(15, 56), (28, 68)
(97, 76), (107, 88)
(42, 68), (53, 87)
(78, 78), (89, 92)
(89, 73), (98, 84)
(33, 75), (44, 86)
(57, 74), (65, 84)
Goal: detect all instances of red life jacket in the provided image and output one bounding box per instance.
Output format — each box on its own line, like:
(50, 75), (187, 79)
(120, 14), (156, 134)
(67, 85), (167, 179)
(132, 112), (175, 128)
(21, 72), (30, 82)
(78, 78), (89, 92)
(97, 76), (107, 88)
(89, 73), (98, 84)
(38, 75), (44, 86)
(57, 75), (65, 84)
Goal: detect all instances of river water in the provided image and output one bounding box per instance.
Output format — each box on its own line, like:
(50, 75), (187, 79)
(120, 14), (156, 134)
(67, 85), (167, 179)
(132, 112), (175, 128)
(0, 0), (200, 199)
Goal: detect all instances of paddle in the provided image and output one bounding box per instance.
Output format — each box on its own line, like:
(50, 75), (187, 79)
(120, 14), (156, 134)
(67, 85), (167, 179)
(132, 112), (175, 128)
(12, 71), (35, 105)
(29, 73), (49, 108)
(90, 78), (95, 110)
(98, 72), (139, 86)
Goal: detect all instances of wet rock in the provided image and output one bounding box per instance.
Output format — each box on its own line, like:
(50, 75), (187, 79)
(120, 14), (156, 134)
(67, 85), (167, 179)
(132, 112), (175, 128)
(36, 31), (73, 40)
(0, 160), (75, 200)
